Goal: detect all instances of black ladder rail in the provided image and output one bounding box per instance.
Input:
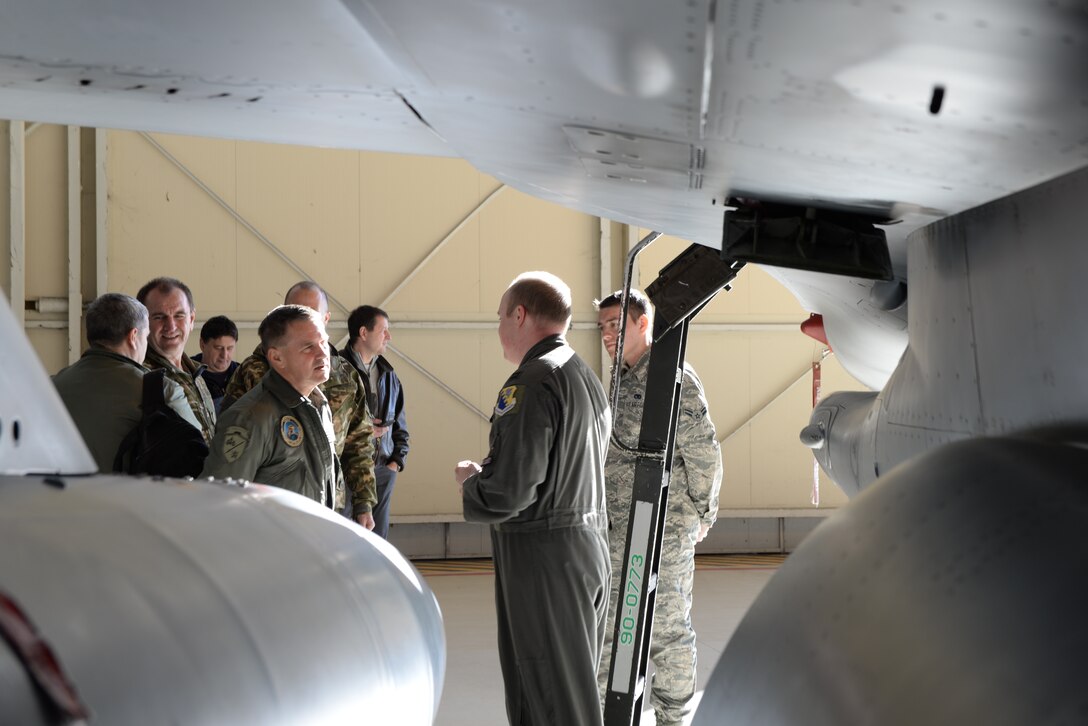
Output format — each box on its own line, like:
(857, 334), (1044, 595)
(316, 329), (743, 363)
(603, 242), (745, 726)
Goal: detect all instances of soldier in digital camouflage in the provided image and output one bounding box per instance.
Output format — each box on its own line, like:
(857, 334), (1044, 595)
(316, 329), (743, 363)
(222, 281), (376, 529)
(595, 288), (723, 726)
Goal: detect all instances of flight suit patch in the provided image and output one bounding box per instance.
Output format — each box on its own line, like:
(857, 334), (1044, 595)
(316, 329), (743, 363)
(222, 426), (250, 463)
(281, 416), (304, 447)
(494, 385), (521, 417)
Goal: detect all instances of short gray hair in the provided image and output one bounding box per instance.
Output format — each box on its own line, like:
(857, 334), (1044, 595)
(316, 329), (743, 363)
(86, 293), (148, 347)
(259, 304), (324, 351)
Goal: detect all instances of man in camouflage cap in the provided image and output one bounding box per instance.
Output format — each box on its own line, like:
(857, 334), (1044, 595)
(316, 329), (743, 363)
(137, 277), (217, 444)
(203, 305), (341, 505)
(595, 288), (723, 726)
(223, 281), (376, 529)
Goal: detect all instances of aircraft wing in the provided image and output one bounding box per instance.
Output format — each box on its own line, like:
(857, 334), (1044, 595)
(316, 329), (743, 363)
(3, 1), (1086, 385)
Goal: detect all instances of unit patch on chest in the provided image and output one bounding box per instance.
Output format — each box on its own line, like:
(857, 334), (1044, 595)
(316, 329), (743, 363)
(280, 415), (304, 447)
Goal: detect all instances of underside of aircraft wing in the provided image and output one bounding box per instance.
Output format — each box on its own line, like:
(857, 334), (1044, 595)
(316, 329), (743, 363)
(2, 1), (1086, 383)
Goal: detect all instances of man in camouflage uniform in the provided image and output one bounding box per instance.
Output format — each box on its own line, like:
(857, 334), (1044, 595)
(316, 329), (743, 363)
(137, 277), (217, 444)
(223, 281), (376, 529)
(203, 305), (341, 506)
(595, 289), (723, 726)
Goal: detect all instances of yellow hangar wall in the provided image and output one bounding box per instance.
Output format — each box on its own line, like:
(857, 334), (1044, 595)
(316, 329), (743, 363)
(3, 121), (863, 520)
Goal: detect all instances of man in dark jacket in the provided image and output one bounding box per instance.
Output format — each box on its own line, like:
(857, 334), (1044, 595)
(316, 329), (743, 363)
(53, 293), (201, 472)
(192, 315), (240, 414)
(345, 305), (410, 539)
(455, 271), (612, 726)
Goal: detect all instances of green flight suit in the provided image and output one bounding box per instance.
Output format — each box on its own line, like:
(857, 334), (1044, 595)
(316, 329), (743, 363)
(203, 368), (342, 507)
(223, 344), (375, 513)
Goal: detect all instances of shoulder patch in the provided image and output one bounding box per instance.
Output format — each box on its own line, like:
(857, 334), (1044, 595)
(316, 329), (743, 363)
(222, 426), (250, 463)
(495, 385), (522, 417)
(280, 416), (304, 447)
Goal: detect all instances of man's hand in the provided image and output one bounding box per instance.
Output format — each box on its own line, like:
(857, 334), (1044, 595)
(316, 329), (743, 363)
(386, 462), (400, 472)
(696, 522), (711, 544)
(372, 419), (389, 438)
(355, 512), (376, 531)
(454, 460), (481, 495)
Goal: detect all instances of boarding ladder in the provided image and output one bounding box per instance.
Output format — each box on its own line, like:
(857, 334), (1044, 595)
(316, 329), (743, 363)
(603, 234), (744, 726)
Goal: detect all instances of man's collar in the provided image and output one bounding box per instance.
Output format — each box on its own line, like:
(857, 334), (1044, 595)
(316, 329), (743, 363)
(145, 346), (199, 376)
(264, 368), (327, 409)
(623, 348), (652, 377)
(521, 334), (565, 365)
(84, 346), (147, 371)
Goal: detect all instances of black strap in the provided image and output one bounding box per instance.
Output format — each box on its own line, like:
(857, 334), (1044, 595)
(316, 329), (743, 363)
(142, 367), (167, 411)
(112, 368), (168, 472)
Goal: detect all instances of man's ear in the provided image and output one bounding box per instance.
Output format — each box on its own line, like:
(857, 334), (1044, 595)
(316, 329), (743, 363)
(266, 346), (283, 369)
(638, 314), (651, 335)
(515, 304), (527, 326)
(128, 327), (141, 349)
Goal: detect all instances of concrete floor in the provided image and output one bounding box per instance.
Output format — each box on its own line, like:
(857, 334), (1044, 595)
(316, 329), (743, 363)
(425, 557), (780, 725)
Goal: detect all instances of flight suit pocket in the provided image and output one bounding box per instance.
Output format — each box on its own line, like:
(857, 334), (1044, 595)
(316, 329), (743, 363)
(256, 456), (304, 488)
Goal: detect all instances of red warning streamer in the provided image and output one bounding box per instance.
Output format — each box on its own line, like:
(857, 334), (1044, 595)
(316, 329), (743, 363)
(811, 355), (823, 507)
(0, 592), (90, 721)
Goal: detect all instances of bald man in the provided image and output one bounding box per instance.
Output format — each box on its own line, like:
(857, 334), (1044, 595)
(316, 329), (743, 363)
(455, 271), (612, 726)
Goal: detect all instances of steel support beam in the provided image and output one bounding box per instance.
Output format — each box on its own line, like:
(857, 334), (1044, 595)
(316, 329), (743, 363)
(378, 184), (507, 309)
(718, 348), (831, 444)
(139, 131), (351, 314)
(95, 129), (108, 296)
(599, 217), (613, 381)
(387, 344), (489, 421)
(67, 126), (81, 364)
(8, 120), (25, 326)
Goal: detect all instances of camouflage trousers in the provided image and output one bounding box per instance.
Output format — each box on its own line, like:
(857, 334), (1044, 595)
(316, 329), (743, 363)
(598, 514), (698, 726)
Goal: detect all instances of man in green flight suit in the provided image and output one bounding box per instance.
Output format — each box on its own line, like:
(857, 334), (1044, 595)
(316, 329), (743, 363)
(455, 271), (612, 726)
(222, 281), (376, 528)
(202, 304), (342, 507)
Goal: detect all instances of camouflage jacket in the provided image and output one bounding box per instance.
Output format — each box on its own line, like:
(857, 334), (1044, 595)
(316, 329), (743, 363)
(144, 348), (217, 444)
(606, 350), (722, 532)
(203, 368), (342, 507)
(223, 344), (376, 512)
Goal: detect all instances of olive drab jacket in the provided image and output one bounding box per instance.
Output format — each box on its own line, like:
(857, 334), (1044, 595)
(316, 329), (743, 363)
(52, 347), (202, 473)
(223, 343), (376, 512)
(203, 368), (342, 506)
